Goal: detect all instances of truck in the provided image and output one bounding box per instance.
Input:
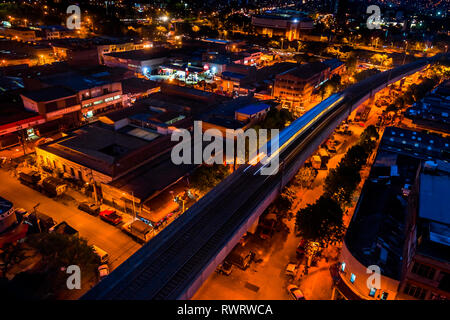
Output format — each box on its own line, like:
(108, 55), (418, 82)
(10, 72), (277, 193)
(225, 244), (254, 270)
(19, 170), (41, 188)
(49, 221), (78, 237)
(41, 177), (67, 197)
(258, 213), (277, 240)
(318, 148), (330, 164)
(122, 220), (153, 243)
(311, 155), (322, 170)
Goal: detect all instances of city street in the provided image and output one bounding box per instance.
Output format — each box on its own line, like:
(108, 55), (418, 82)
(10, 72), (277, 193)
(193, 126), (362, 300)
(0, 169), (142, 273)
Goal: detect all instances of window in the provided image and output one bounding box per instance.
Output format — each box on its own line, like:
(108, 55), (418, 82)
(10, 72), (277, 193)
(369, 288), (376, 297)
(381, 292), (389, 300)
(404, 283), (427, 299)
(412, 262), (436, 280)
(341, 262), (346, 272)
(350, 273), (356, 283)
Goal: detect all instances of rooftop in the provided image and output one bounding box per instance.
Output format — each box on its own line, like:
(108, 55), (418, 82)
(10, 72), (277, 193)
(105, 49), (170, 61)
(416, 161), (450, 263)
(121, 77), (160, 95)
(108, 151), (196, 202)
(38, 123), (152, 176)
(236, 103), (271, 115)
(278, 62), (329, 80)
(21, 86), (76, 102)
(419, 164), (450, 225)
(345, 151), (419, 280)
(39, 72), (112, 91)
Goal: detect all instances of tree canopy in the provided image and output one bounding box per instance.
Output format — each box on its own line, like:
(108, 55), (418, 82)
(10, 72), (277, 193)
(295, 196), (345, 246)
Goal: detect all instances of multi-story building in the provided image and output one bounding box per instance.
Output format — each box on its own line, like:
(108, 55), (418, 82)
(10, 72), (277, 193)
(20, 86), (81, 133)
(103, 49), (169, 74)
(331, 127), (450, 300)
(251, 10), (314, 41)
(273, 62), (330, 110)
(398, 160), (450, 300)
(0, 27), (37, 41)
(33, 72), (124, 121)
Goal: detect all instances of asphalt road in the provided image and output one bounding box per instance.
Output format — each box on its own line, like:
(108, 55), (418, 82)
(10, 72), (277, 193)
(0, 169), (142, 271)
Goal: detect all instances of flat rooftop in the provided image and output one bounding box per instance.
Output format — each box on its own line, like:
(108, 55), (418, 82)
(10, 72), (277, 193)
(107, 152), (197, 202)
(236, 103), (271, 115)
(38, 123), (151, 176)
(419, 167), (450, 225)
(105, 49), (170, 61)
(278, 62), (329, 80)
(39, 72), (113, 91)
(121, 77), (160, 95)
(21, 86), (76, 102)
(345, 150), (421, 280)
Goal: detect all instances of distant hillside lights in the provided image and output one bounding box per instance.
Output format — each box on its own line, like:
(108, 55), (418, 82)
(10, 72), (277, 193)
(66, 5), (81, 30)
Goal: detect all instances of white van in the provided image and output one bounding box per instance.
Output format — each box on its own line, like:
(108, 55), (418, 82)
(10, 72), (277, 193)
(92, 245), (109, 264)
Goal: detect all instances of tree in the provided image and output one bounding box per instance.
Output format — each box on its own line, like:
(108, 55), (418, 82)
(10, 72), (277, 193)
(293, 166), (317, 188)
(0, 243), (29, 278)
(0, 233), (100, 299)
(272, 185), (297, 214)
(190, 164), (230, 192)
(295, 196), (345, 246)
(25, 233), (100, 298)
(359, 125), (379, 152)
(324, 163), (361, 205)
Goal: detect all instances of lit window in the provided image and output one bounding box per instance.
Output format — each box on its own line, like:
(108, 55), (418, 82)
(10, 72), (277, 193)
(350, 273), (356, 283)
(341, 262), (346, 272)
(369, 288), (376, 297)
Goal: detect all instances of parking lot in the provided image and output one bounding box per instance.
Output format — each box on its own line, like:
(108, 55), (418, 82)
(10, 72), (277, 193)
(0, 169), (142, 273)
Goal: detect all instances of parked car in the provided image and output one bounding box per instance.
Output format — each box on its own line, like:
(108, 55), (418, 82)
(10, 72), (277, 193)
(285, 263), (298, 277)
(216, 261), (233, 276)
(287, 284), (305, 300)
(49, 221), (78, 236)
(40, 177), (67, 197)
(92, 245), (109, 264)
(99, 210), (122, 225)
(121, 220), (152, 243)
(78, 202), (100, 216)
(226, 244), (253, 270)
(98, 264), (110, 280)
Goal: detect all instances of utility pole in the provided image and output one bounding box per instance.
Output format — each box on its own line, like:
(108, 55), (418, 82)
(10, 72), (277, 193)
(90, 169), (98, 204)
(402, 41), (408, 65)
(131, 191), (136, 220)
